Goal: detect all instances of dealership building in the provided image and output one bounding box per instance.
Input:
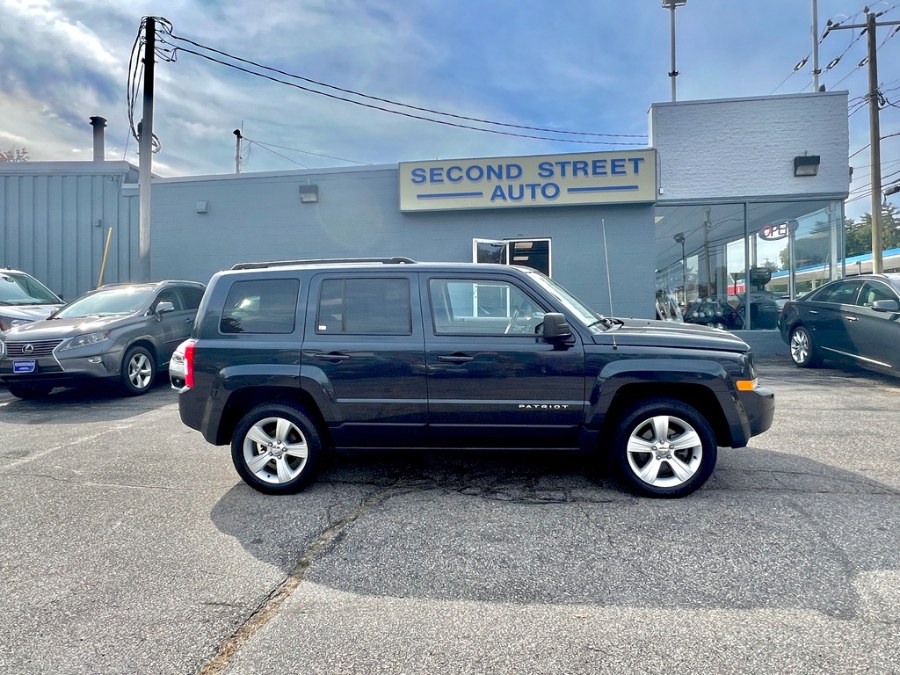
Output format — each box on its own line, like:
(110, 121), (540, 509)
(1, 91), (854, 332)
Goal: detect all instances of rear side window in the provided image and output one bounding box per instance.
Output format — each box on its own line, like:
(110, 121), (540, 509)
(316, 278), (411, 335)
(220, 278), (300, 334)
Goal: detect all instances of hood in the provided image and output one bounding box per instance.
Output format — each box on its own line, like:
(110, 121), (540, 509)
(0, 303), (64, 323)
(592, 318), (750, 353)
(2, 313), (137, 341)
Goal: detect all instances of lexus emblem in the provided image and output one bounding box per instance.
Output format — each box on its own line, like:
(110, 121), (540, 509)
(23, 344), (34, 354)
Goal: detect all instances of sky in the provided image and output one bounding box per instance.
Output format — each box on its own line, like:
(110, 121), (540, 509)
(1, 0), (899, 220)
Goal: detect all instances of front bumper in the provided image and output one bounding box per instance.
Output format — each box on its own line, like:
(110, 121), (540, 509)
(0, 346), (124, 388)
(736, 386), (775, 444)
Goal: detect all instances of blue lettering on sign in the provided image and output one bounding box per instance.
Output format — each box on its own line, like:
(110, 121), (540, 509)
(538, 161), (554, 178)
(611, 159), (626, 175)
(592, 159), (607, 175)
(411, 168), (427, 184)
(489, 183), (561, 202)
(630, 157), (645, 173)
(446, 166), (463, 182)
(466, 165), (484, 182)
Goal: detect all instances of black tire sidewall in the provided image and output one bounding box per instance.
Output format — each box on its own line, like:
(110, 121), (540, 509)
(121, 345), (156, 395)
(613, 398), (717, 498)
(231, 403), (322, 495)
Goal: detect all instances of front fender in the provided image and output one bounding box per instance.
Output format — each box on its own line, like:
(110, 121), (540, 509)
(588, 358), (751, 447)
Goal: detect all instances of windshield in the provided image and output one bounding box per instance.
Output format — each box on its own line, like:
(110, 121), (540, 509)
(0, 272), (61, 306)
(523, 269), (605, 329)
(55, 287), (154, 319)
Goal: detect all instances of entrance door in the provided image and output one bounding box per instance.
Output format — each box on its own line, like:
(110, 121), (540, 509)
(473, 238), (551, 276)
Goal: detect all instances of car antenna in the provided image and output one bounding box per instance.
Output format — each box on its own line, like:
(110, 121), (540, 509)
(601, 218), (617, 349)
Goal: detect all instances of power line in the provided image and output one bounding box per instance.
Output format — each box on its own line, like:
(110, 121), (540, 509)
(242, 138), (368, 166)
(154, 23), (647, 145)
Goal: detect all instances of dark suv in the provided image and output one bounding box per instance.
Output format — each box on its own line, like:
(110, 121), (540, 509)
(178, 259), (774, 498)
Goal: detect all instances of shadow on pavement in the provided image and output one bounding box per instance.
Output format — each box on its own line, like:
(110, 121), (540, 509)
(210, 446), (898, 619)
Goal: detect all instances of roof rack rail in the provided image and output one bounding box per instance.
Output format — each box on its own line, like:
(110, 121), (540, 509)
(231, 257), (417, 270)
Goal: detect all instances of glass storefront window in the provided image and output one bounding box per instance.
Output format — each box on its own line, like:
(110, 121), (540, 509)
(656, 199), (845, 329)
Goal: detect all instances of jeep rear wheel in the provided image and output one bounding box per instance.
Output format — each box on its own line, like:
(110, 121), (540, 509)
(231, 403), (322, 494)
(613, 398), (717, 498)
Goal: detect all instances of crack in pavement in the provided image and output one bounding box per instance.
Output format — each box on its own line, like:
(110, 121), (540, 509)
(197, 482), (409, 675)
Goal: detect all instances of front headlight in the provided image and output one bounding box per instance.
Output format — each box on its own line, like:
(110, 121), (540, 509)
(61, 330), (111, 351)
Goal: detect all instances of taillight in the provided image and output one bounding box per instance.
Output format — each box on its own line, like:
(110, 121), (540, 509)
(184, 340), (195, 389)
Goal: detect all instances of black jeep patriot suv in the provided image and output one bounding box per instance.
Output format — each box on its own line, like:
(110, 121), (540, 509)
(177, 258), (774, 498)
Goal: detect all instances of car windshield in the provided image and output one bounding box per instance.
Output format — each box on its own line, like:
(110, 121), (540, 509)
(522, 269), (608, 329)
(55, 287), (154, 318)
(0, 272), (61, 306)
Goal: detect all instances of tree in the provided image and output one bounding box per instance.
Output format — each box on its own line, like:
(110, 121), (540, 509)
(0, 147), (28, 162)
(845, 203), (900, 257)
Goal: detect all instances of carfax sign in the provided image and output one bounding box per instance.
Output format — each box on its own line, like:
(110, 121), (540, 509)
(399, 149), (656, 212)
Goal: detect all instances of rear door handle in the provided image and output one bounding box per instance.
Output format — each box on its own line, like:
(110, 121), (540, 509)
(437, 354), (475, 363)
(846, 316), (858, 322)
(313, 352), (351, 363)
(809, 310), (819, 315)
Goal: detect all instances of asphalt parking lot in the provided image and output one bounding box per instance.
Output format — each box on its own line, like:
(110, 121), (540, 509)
(0, 356), (898, 674)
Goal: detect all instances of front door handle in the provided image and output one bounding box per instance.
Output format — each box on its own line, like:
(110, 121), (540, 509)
(313, 352), (351, 363)
(846, 316), (858, 322)
(437, 354), (475, 363)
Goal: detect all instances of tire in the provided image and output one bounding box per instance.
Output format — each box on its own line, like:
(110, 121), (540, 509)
(789, 325), (821, 368)
(613, 398), (717, 498)
(7, 383), (53, 399)
(121, 345), (156, 395)
(231, 403), (322, 495)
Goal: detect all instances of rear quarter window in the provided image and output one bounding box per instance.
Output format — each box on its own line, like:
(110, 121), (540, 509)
(220, 278), (300, 334)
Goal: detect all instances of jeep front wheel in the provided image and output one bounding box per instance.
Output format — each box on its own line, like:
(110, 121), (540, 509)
(613, 399), (717, 498)
(231, 403), (322, 494)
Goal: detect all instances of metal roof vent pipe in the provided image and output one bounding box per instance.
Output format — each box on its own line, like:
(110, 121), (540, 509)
(89, 115), (107, 162)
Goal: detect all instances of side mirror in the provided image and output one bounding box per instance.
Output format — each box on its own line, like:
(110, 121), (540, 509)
(871, 299), (900, 312)
(155, 301), (175, 317)
(542, 312), (573, 341)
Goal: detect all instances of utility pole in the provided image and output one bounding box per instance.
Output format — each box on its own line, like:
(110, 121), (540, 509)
(233, 129), (242, 174)
(828, 10), (900, 274)
(138, 17), (156, 282)
(812, 0), (820, 91)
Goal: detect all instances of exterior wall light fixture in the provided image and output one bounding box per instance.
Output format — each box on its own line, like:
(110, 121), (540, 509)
(298, 185), (319, 203)
(793, 155), (820, 177)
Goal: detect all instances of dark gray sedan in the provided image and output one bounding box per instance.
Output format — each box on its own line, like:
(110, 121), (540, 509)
(0, 280), (205, 398)
(778, 273), (900, 378)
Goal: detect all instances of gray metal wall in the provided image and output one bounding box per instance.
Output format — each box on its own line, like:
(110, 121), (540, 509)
(150, 167), (656, 318)
(0, 162), (139, 300)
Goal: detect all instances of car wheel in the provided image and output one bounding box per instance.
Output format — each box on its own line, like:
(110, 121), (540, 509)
(231, 403), (322, 494)
(613, 398), (717, 498)
(7, 383), (53, 399)
(789, 325), (821, 368)
(121, 345), (156, 395)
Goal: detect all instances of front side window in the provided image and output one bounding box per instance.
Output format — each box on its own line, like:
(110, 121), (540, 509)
(220, 278), (300, 334)
(429, 278), (545, 335)
(316, 278), (411, 335)
(856, 281), (897, 307)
